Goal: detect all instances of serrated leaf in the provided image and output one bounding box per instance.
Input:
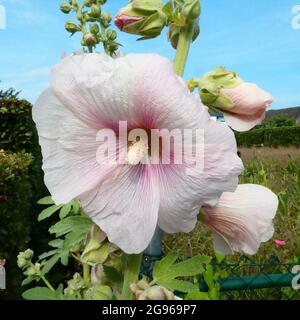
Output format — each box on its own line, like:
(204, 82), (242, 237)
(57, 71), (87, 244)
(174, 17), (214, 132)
(37, 196), (54, 205)
(49, 216), (93, 237)
(59, 202), (72, 219)
(39, 249), (58, 260)
(22, 287), (60, 300)
(48, 239), (64, 248)
(42, 254), (60, 274)
(38, 204), (63, 221)
(152, 253), (209, 293)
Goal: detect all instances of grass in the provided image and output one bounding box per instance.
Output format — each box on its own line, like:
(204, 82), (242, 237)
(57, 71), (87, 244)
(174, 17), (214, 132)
(164, 147), (300, 263)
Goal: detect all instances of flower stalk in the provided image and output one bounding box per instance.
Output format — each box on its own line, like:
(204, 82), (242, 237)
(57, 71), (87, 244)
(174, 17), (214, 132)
(121, 254), (143, 300)
(173, 21), (194, 77)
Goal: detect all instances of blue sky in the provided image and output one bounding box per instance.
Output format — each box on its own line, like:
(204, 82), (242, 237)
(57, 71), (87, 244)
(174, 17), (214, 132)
(0, 0), (299, 109)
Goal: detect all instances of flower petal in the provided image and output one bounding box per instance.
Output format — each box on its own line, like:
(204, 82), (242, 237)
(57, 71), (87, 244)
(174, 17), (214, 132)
(157, 111), (244, 234)
(78, 165), (160, 254)
(32, 89), (119, 204)
(203, 184), (278, 255)
(223, 108), (266, 132)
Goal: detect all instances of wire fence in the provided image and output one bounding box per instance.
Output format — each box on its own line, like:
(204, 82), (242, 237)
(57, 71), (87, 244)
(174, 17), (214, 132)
(142, 253), (300, 300)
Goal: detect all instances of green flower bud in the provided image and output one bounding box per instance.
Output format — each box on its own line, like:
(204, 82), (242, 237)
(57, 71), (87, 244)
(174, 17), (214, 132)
(84, 0), (95, 6)
(83, 33), (97, 46)
(84, 285), (113, 300)
(60, 2), (72, 14)
(182, 0), (201, 20)
(199, 67), (242, 110)
(65, 21), (80, 34)
(102, 12), (112, 24)
(24, 249), (34, 260)
(17, 257), (27, 269)
(106, 29), (117, 40)
(115, 1), (167, 39)
(90, 4), (101, 18)
(90, 23), (100, 34)
(67, 273), (85, 291)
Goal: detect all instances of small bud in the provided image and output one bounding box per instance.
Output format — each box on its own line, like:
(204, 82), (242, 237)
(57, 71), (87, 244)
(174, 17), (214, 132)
(17, 257), (27, 269)
(102, 12), (112, 24)
(182, 0), (201, 20)
(83, 33), (97, 46)
(24, 249), (34, 260)
(106, 29), (117, 41)
(90, 4), (101, 18)
(60, 2), (72, 14)
(65, 21), (80, 34)
(90, 23), (100, 34)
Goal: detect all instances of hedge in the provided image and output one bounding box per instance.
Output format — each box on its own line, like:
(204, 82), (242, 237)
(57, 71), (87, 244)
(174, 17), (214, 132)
(235, 126), (300, 148)
(0, 150), (33, 299)
(0, 98), (47, 299)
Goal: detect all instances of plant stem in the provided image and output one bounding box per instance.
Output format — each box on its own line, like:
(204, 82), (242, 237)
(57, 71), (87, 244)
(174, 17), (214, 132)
(42, 276), (55, 291)
(83, 263), (90, 287)
(121, 254), (143, 300)
(173, 22), (194, 77)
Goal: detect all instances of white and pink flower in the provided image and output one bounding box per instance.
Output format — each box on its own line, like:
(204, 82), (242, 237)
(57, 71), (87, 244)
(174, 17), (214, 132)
(33, 53), (243, 254)
(202, 184), (278, 255)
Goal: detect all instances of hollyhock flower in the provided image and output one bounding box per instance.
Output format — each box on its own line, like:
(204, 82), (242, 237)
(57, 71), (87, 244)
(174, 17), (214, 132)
(33, 53), (243, 254)
(202, 184), (278, 255)
(199, 67), (274, 132)
(274, 240), (287, 247)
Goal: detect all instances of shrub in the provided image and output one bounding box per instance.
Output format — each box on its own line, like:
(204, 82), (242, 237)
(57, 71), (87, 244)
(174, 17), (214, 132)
(235, 126), (300, 148)
(0, 150), (33, 299)
(0, 98), (47, 299)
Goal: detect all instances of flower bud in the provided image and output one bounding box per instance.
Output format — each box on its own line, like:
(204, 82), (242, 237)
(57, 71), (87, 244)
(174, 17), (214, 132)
(24, 249), (34, 260)
(17, 257), (27, 269)
(138, 285), (175, 300)
(83, 33), (97, 46)
(106, 29), (117, 41)
(60, 2), (72, 14)
(199, 67), (273, 131)
(102, 12), (112, 24)
(114, 0), (166, 39)
(90, 264), (106, 285)
(65, 21), (80, 34)
(182, 0), (201, 20)
(90, 23), (100, 34)
(90, 4), (101, 18)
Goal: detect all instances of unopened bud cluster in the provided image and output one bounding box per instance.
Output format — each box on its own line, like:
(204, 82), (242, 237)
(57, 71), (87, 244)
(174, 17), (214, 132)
(60, 0), (119, 55)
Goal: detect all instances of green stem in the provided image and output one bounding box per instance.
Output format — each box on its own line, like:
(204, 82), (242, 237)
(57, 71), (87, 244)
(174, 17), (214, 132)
(83, 263), (90, 287)
(121, 254), (143, 300)
(42, 276), (55, 292)
(173, 22), (194, 77)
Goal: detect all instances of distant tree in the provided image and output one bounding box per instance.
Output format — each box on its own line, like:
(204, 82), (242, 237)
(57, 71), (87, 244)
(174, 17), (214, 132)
(257, 114), (297, 129)
(0, 81), (20, 99)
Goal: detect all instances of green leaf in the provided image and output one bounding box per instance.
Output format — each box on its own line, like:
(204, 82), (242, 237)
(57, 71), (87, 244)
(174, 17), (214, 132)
(152, 253), (210, 293)
(48, 239), (64, 248)
(185, 291), (211, 300)
(59, 202), (72, 219)
(21, 276), (35, 286)
(39, 250), (58, 260)
(71, 200), (81, 214)
(49, 216), (93, 237)
(22, 287), (60, 300)
(38, 204), (63, 221)
(42, 254), (60, 274)
(37, 196), (54, 205)
(103, 266), (123, 286)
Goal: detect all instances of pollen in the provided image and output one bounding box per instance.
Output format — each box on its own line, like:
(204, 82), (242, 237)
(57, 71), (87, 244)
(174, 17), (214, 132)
(127, 139), (149, 165)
